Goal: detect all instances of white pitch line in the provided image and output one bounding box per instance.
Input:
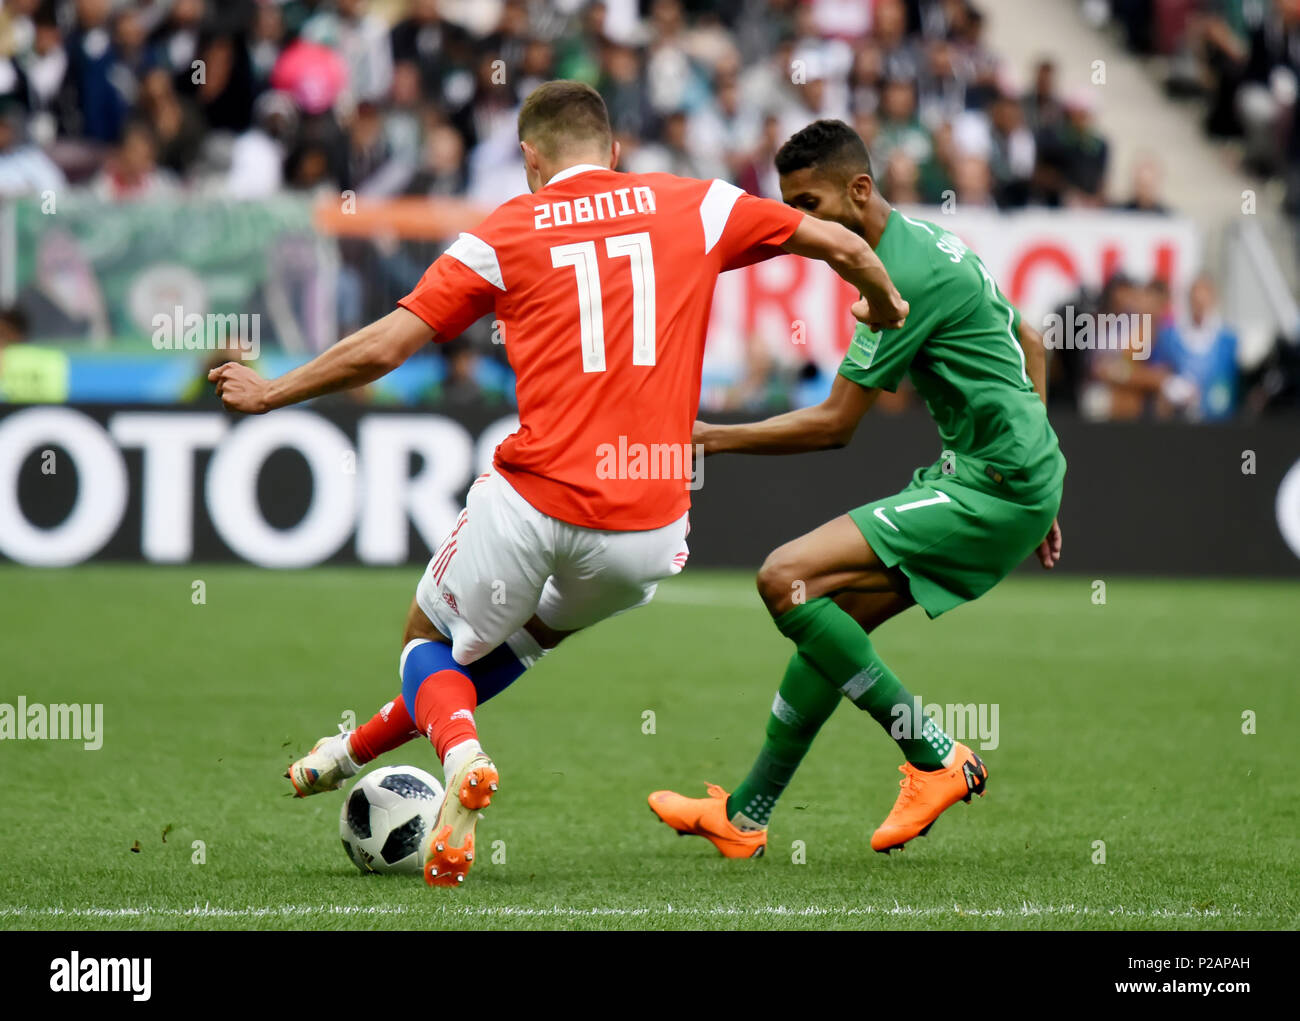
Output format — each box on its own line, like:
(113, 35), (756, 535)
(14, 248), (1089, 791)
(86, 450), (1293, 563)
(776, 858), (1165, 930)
(0, 903), (1249, 921)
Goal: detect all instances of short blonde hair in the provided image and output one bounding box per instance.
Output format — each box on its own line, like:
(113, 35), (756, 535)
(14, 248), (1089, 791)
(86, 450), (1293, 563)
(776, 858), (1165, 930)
(517, 80), (612, 159)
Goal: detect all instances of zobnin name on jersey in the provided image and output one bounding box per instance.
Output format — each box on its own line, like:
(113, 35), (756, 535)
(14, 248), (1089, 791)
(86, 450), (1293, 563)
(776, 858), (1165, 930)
(534, 186), (657, 230)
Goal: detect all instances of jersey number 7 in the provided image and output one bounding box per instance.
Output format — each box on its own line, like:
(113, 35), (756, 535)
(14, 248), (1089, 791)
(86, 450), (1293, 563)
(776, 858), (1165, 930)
(551, 233), (657, 372)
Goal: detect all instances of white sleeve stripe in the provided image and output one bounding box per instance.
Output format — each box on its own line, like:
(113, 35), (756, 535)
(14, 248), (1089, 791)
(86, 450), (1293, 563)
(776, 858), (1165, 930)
(444, 232), (506, 291)
(700, 179), (744, 255)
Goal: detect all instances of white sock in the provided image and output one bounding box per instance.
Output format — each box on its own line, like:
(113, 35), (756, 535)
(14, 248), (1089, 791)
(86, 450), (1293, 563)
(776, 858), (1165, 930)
(336, 732), (361, 775)
(729, 809), (765, 833)
(442, 738), (483, 787)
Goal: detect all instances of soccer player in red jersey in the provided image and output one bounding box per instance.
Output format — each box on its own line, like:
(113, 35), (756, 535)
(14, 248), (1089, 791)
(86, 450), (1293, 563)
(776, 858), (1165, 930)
(209, 81), (908, 887)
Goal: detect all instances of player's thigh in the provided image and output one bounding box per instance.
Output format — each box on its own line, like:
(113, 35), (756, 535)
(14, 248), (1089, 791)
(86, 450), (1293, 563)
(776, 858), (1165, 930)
(757, 513), (908, 616)
(414, 472), (552, 665)
(854, 472), (1058, 617)
(403, 594), (446, 646)
(536, 512), (690, 632)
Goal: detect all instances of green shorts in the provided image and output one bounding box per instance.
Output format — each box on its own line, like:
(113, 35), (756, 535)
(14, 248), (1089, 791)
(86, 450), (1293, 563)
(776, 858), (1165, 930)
(849, 452), (1065, 618)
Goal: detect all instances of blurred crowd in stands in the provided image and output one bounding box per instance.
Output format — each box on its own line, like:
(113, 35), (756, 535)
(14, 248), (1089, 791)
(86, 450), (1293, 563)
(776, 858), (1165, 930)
(1108, 0), (1300, 202)
(0, 0), (1144, 208)
(0, 0), (1295, 419)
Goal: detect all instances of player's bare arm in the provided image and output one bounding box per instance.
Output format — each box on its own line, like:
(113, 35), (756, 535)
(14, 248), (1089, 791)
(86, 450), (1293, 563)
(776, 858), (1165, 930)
(1018, 317), (1049, 404)
(1017, 316), (1063, 569)
(782, 216), (908, 331)
(694, 373), (880, 455)
(208, 307), (435, 414)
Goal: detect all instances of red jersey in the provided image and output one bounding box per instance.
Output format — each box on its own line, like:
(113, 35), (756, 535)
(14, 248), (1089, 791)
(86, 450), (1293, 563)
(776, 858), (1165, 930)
(398, 164), (804, 530)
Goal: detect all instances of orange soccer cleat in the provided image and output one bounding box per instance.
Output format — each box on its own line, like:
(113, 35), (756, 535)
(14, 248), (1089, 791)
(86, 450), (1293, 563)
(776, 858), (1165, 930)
(423, 752), (499, 887)
(871, 742), (988, 853)
(648, 783), (767, 859)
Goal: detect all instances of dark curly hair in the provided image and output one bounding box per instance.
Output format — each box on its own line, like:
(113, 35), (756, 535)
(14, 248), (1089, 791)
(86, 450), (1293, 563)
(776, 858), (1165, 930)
(775, 119), (873, 183)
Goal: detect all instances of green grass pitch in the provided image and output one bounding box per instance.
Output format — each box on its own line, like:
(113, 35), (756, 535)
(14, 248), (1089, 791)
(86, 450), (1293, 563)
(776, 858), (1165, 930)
(0, 565), (1296, 930)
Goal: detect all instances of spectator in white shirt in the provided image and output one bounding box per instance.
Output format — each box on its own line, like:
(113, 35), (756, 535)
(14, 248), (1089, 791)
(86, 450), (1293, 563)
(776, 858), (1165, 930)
(0, 103), (65, 198)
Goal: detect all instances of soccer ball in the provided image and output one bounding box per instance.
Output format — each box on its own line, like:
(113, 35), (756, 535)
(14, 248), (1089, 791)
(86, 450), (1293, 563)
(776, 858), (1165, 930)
(339, 765), (445, 875)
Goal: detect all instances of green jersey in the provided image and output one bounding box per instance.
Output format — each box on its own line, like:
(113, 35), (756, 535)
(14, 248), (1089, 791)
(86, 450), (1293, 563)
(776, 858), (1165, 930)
(838, 209), (1064, 492)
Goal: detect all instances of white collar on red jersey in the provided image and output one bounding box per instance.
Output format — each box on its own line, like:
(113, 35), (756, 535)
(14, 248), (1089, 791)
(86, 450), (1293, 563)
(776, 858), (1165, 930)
(545, 163), (609, 186)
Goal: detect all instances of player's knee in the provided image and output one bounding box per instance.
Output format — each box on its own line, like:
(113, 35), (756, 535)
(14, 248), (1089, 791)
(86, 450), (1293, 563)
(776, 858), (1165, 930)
(756, 549), (801, 615)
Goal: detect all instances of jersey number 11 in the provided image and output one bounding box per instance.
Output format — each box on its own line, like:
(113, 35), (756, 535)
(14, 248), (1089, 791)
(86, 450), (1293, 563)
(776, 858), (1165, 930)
(551, 233), (657, 372)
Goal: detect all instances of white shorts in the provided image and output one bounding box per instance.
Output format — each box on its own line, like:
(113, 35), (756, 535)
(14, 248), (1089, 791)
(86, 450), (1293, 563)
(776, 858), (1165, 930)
(415, 470), (690, 665)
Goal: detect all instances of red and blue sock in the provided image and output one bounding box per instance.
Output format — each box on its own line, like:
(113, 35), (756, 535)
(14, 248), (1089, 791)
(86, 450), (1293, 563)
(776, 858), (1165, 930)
(348, 630), (543, 766)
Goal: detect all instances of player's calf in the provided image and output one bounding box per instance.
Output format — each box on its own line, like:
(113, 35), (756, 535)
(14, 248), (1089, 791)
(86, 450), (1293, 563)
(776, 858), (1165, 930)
(400, 638), (499, 887)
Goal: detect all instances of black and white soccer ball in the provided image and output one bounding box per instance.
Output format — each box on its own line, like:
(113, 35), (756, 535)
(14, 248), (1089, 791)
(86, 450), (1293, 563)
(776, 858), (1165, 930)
(339, 765), (445, 875)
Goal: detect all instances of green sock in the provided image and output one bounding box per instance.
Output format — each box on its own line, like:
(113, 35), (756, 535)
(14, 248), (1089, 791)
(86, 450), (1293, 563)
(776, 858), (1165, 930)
(774, 597), (954, 770)
(728, 652), (841, 828)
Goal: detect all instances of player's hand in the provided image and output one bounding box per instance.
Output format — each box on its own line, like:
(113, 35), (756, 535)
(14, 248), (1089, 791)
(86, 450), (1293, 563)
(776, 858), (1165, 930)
(851, 292), (909, 332)
(209, 361), (274, 414)
(1036, 517), (1062, 569)
(691, 419), (716, 455)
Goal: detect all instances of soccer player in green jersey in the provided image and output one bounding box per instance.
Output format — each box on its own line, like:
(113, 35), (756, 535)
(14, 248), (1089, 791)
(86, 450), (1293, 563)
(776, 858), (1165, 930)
(649, 119), (1065, 857)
